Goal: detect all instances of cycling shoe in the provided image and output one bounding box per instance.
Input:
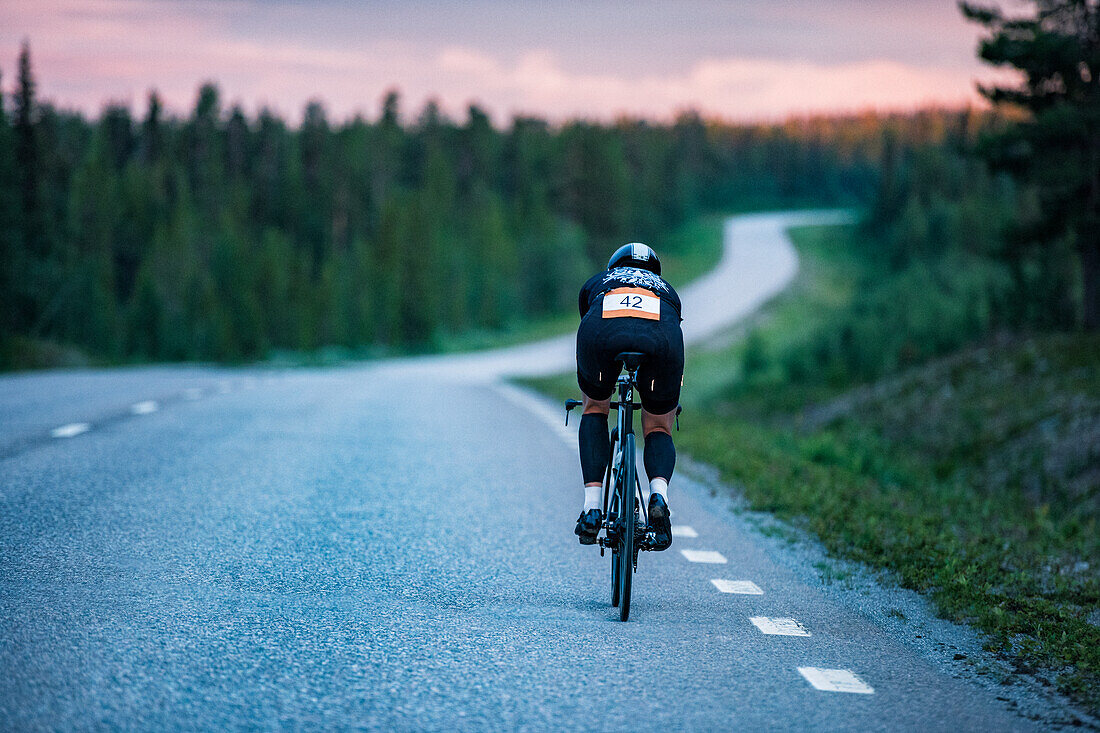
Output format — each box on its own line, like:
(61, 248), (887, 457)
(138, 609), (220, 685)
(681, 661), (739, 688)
(574, 508), (602, 545)
(648, 494), (672, 550)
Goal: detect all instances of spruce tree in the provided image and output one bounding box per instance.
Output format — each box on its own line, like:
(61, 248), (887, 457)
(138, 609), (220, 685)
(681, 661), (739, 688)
(0, 68), (19, 345)
(12, 41), (43, 335)
(140, 91), (164, 164)
(13, 41), (40, 253)
(962, 0), (1100, 328)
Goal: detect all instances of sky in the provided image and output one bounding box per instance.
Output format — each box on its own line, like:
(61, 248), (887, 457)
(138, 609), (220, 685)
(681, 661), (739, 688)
(0, 0), (1015, 124)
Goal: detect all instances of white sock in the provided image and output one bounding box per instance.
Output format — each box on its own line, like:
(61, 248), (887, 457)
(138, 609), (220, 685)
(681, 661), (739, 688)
(650, 478), (668, 503)
(583, 484), (602, 512)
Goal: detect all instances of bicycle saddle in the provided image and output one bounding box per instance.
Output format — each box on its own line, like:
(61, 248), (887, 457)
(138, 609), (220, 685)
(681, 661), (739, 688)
(615, 351), (646, 371)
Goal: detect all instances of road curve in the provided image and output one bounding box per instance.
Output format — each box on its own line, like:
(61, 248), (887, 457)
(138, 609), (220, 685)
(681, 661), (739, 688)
(0, 211), (1044, 730)
(385, 208), (853, 380)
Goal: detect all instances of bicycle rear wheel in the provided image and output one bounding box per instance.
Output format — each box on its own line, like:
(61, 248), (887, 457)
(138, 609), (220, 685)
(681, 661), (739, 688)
(611, 548), (620, 607)
(618, 432), (635, 622)
(611, 488), (620, 603)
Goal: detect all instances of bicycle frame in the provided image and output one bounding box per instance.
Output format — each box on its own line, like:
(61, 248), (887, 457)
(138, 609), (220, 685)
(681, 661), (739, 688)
(564, 352), (681, 620)
(601, 370), (648, 543)
(563, 359), (659, 555)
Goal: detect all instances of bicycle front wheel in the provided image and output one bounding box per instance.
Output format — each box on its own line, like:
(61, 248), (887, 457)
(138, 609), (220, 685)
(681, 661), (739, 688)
(611, 548), (620, 608)
(618, 432), (635, 622)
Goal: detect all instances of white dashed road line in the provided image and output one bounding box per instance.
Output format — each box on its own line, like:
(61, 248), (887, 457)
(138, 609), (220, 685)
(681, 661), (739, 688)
(797, 667), (875, 694)
(130, 401), (158, 415)
(51, 422), (90, 439)
(750, 616), (811, 637)
(490, 354), (878, 702)
(681, 549), (728, 564)
(711, 579), (763, 595)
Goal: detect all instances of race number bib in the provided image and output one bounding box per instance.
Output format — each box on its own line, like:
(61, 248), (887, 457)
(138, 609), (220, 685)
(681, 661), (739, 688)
(602, 287), (660, 320)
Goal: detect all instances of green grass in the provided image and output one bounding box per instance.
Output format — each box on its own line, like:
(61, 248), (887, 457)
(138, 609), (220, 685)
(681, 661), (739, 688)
(681, 333), (1100, 710)
(685, 224), (860, 407)
(521, 221), (1100, 714)
(0, 335), (97, 372)
(683, 225), (1100, 712)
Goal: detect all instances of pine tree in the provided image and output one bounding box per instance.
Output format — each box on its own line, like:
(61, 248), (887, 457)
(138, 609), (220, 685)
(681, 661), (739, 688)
(140, 91), (164, 164)
(0, 67), (21, 345)
(186, 82), (224, 219)
(12, 41), (44, 335)
(67, 130), (121, 355)
(962, 0), (1100, 328)
(559, 123), (630, 263)
(374, 194), (406, 345)
(299, 99), (331, 268)
(13, 41), (40, 252)
(370, 90), (404, 219)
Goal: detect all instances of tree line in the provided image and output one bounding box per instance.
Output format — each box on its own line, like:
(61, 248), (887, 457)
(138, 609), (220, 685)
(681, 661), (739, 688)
(1, 10), (1094, 369)
(0, 43), (886, 365)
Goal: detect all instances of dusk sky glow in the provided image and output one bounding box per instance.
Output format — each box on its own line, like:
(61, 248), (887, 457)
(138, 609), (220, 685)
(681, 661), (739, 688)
(1, 0), (1013, 124)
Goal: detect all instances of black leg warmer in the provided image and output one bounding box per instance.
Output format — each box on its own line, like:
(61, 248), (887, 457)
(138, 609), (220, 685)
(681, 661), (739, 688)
(579, 413), (610, 484)
(643, 430), (676, 482)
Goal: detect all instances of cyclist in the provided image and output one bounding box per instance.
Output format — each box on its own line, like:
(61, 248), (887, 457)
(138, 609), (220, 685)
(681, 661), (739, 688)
(574, 242), (684, 551)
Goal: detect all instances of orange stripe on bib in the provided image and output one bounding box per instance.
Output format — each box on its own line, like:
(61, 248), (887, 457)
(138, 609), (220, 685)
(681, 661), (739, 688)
(602, 287), (660, 320)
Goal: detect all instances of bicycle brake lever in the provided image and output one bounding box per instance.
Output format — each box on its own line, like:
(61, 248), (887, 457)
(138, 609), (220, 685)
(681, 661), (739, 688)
(564, 398), (582, 425)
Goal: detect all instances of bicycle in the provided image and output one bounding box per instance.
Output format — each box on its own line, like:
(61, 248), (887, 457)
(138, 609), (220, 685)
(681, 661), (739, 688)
(565, 351), (680, 622)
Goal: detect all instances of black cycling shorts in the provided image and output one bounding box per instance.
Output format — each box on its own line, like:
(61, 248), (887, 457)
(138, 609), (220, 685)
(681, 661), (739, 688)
(576, 311), (684, 415)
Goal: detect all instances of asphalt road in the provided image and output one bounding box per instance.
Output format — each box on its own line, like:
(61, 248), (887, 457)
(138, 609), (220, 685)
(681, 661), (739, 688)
(0, 212), (1038, 730)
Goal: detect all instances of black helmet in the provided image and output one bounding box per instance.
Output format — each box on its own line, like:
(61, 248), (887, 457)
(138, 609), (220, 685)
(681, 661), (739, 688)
(607, 242), (661, 276)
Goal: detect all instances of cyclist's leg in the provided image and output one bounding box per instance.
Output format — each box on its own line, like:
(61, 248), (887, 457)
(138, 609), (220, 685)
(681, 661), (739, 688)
(574, 391), (611, 543)
(575, 316), (617, 541)
(580, 393), (611, 498)
(641, 408), (676, 492)
(637, 322), (683, 494)
(637, 321), (683, 549)
(639, 409), (676, 550)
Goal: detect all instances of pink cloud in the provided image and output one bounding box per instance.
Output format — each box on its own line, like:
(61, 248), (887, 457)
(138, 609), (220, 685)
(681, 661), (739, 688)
(1, 0), (1011, 123)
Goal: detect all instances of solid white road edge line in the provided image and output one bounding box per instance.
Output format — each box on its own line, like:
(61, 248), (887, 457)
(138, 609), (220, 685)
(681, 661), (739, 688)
(750, 616), (811, 636)
(131, 401), (158, 415)
(681, 549), (727, 564)
(493, 381), (578, 449)
(711, 579), (763, 594)
(671, 524), (698, 538)
(51, 422), (91, 438)
(797, 667), (874, 694)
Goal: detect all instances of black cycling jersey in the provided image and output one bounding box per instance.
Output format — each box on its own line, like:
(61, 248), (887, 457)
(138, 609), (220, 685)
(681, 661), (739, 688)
(575, 266), (685, 414)
(578, 267), (682, 321)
